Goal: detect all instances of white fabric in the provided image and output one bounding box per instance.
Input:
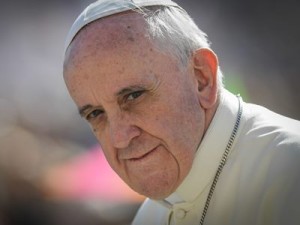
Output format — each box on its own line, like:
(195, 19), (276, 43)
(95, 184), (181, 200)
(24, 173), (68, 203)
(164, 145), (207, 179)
(64, 0), (181, 52)
(132, 90), (300, 225)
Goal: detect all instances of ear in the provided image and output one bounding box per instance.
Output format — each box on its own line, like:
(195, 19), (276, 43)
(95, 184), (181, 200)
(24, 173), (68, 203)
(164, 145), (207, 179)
(193, 48), (218, 109)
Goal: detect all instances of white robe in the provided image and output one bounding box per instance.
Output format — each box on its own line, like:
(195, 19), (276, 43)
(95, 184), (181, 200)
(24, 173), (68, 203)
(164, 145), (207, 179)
(132, 90), (300, 225)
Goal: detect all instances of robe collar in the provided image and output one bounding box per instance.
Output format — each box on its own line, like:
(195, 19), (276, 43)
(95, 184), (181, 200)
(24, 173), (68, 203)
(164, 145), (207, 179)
(164, 90), (241, 204)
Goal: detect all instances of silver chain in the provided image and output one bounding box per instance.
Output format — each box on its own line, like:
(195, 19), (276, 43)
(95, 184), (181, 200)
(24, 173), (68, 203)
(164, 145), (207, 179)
(199, 95), (243, 225)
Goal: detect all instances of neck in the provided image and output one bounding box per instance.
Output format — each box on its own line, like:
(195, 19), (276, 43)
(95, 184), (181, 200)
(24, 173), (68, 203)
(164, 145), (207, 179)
(204, 96), (220, 133)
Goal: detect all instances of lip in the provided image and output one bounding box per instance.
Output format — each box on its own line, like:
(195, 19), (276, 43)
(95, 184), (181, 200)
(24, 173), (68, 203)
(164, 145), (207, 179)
(129, 146), (159, 162)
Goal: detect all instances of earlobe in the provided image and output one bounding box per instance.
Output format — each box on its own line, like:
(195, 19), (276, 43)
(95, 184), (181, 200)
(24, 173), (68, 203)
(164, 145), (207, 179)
(193, 48), (218, 109)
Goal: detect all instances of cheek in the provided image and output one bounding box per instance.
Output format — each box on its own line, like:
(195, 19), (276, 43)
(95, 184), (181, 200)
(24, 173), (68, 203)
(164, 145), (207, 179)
(143, 109), (199, 167)
(146, 96), (204, 160)
(150, 101), (203, 141)
(93, 131), (118, 168)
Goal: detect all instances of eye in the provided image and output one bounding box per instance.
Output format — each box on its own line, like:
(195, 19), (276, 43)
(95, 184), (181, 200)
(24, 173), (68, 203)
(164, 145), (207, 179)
(126, 90), (145, 101)
(86, 109), (104, 121)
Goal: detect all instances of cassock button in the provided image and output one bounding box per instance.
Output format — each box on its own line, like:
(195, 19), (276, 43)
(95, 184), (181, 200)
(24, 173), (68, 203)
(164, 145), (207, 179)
(175, 209), (186, 219)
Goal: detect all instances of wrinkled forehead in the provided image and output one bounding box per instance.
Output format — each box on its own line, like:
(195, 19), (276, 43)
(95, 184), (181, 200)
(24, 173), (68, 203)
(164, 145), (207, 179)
(64, 0), (181, 53)
(64, 12), (151, 75)
(73, 11), (147, 48)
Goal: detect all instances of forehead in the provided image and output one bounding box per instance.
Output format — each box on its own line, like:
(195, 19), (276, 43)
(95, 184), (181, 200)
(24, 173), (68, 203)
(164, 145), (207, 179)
(64, 12), (164, 89)
(64, 12), (149, 68)
(63, 12), (183, 106)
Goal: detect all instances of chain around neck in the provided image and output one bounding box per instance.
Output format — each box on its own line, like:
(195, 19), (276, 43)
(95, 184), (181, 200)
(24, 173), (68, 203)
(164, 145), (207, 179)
(199, 95), (243, 225)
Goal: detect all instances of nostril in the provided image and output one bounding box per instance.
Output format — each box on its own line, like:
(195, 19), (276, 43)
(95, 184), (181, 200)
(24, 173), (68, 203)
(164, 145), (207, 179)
(110, 123), (141, 149)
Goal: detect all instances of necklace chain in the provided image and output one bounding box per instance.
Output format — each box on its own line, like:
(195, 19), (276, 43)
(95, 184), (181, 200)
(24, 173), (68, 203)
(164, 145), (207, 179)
(199, 95), (243, 225)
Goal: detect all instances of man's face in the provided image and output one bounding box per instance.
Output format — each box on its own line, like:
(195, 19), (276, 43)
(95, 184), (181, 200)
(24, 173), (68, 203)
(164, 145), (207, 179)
(64, 13), (206, 199)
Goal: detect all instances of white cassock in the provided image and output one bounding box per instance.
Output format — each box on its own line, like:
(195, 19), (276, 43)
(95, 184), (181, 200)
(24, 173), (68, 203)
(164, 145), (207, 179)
(132, 90), (300, 225)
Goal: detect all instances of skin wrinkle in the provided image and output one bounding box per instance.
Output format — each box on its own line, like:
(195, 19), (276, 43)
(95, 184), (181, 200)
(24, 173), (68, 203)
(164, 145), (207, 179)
(64, 12), (218, 199)
(80, 70), (161, 121)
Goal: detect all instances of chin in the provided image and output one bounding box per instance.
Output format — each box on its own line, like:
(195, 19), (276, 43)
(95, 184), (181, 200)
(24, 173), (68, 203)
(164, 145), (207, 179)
(133, 182), (177, 200)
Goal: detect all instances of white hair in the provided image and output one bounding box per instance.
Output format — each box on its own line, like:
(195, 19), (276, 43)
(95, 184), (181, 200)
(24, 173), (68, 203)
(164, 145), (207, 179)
(139, 5), (224, 90)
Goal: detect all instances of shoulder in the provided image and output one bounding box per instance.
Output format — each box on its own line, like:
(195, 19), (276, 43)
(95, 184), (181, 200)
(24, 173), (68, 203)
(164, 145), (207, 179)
(224, 102), (300, 222)
(231, 101), (300, 188)
(234, 101), (300, 188)
(241, 102), (300, 146)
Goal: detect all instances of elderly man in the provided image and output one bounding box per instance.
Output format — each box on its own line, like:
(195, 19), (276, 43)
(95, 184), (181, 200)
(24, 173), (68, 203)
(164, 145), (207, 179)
(63, 0), (300, 224)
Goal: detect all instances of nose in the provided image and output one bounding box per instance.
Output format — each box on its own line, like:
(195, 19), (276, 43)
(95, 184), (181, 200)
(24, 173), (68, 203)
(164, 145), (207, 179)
(108, 113), (141, 149)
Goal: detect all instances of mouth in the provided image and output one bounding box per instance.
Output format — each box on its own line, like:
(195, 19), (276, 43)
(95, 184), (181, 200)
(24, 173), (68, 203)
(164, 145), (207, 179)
(129, 146), (159, 162)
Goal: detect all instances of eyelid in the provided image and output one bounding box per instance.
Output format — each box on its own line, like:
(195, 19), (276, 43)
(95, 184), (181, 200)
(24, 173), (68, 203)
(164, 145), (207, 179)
(125, 90), (145, 102)
(84, 107), (104, 120)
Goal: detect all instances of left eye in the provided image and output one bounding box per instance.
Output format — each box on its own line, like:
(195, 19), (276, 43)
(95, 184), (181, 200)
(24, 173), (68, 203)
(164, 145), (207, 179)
(86, 109), (103, 121)
(127, 90), (144, 101)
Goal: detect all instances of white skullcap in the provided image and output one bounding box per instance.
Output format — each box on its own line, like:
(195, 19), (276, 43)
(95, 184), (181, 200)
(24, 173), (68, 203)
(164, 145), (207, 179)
(64, 0), (181, 52)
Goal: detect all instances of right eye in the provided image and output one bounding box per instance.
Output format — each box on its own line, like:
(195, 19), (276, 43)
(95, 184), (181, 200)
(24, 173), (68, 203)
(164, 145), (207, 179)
(86, 109), (103, 121)
(126, 90), (145, 101)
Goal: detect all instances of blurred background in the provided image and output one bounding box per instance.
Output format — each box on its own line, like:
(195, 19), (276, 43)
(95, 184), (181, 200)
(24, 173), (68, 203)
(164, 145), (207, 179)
(0, 0), (299, 224)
